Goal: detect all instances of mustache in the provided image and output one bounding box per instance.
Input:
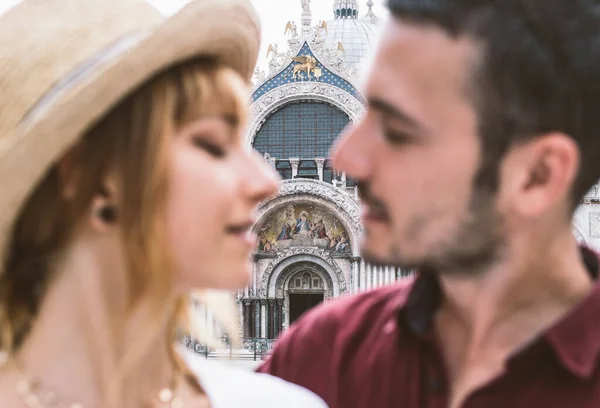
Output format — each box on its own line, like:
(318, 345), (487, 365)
(357, 182), (390, 221)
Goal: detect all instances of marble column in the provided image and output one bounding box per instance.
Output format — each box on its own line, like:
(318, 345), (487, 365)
(289, 157), (300, 179)
(372, 265), (376, 289)
(352, 259), (359, 293)
(315, 158), (326, 182)
(252, 261), (257, 296)
(260, 299), (267, 338)
(275, 299), (284, 338)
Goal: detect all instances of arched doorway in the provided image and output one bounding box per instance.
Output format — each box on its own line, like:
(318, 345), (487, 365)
(287, 270), (325, 324)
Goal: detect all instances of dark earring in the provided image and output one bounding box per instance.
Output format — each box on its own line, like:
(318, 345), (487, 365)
(97, 205), (117, 223)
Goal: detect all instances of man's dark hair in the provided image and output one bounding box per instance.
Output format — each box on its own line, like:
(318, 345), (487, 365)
(388, 0), (600, 207)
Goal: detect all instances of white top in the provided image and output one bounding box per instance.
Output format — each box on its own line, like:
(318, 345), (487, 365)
(182, 351), (328, 408)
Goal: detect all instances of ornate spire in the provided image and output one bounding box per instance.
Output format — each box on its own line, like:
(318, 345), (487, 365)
(301, 0), (312, 32)
(364, 0), (379, 23)
(333, 0), (359, 20)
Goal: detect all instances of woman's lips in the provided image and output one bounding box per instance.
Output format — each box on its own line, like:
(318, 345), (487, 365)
(225, 222), (256, 246)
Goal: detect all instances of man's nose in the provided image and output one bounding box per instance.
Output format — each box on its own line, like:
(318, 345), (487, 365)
(330, 121), (371, 181)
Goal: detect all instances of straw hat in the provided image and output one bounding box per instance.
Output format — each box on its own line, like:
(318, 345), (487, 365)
(0, 0), (261, 273)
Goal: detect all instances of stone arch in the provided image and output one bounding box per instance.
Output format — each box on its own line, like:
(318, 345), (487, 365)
(259, 247), (347, 298)
(278, 261), (334, 298)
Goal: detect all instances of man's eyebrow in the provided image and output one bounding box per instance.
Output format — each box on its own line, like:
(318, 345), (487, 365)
(367, 97), (423, 130)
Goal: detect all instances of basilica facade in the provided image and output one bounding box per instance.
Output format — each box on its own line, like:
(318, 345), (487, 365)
(236, 0), (600, 343)
(235, 0), (414, 341)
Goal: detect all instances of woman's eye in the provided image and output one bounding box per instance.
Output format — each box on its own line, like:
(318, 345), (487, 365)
(192, 137), (226, 158)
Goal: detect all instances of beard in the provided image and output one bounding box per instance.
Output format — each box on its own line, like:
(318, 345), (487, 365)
(361, 187), (506, 276)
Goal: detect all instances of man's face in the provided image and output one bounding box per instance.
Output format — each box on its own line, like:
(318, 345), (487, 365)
(332, 19), (504, 272)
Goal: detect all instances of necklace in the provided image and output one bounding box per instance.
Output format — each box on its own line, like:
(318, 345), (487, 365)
(12, 361), (183, 408)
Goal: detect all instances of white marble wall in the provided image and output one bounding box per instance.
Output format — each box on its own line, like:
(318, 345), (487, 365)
(572, 185), (600, 251)
(573, 204), (600, 251)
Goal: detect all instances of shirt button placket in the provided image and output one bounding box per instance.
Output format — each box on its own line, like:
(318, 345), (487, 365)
(426, 350), (448, 408)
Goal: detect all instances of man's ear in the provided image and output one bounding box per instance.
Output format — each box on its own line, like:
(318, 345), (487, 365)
(502, 132), (579, 217)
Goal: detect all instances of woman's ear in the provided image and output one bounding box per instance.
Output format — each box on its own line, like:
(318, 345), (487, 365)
(89, 179), (120, 232)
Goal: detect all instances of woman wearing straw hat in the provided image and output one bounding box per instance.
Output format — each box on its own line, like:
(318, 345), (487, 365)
(0, 0), (327, 407)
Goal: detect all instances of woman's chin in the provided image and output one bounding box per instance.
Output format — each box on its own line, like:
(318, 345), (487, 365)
(202, 267), (251, 291)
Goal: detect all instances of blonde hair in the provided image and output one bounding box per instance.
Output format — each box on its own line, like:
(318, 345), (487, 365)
(0, 58), (248, 403)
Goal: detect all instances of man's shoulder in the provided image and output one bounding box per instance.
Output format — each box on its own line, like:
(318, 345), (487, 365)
(257, 280), (414, 390)
(298, 280), (414, 335)
(263, 280), (414, 361)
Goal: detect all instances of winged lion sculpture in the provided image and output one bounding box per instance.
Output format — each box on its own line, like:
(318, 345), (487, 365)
(285, 55), (318, 80)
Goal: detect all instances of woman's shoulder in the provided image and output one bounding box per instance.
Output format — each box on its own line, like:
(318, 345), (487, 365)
(181, 350), (328, 408)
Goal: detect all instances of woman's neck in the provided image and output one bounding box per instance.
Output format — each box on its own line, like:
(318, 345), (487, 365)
(16, 234), (175, 407)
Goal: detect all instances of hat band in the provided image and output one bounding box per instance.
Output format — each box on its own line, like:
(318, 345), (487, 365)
(20, 29), (151, 132)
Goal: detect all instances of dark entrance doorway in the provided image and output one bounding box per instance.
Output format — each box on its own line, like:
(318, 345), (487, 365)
(289, 293), (324, 324)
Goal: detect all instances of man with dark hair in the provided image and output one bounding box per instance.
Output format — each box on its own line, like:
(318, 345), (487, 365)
(258, 1), (600, 407)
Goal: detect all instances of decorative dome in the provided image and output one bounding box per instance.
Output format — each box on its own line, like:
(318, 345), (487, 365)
(324, 1), (380, 66)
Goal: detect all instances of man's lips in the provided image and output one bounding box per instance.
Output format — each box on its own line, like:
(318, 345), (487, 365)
(362, 203), (390, 223)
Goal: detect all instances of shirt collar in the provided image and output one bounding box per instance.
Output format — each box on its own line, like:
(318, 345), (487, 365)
(545, 246), (600, 378)
(400, 246), (600, 377)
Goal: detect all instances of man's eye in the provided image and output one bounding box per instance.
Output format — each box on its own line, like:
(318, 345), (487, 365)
(384, 130), (413, 145)
(193, 137), (226, 158)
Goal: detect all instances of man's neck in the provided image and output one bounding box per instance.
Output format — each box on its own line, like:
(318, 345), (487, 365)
(435, 228), (594, 407)
(437, 231), (593, 344)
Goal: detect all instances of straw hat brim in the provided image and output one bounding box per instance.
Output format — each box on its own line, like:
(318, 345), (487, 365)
(0, 0), (261, 269)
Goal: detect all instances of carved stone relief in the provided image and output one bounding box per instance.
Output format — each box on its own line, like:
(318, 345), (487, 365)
(590, 212), (600, 238)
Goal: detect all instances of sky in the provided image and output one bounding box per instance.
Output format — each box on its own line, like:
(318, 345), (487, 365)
(0, 0), (388, 69)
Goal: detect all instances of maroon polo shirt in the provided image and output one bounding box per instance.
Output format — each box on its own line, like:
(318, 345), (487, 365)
(257, 248), (600, 407)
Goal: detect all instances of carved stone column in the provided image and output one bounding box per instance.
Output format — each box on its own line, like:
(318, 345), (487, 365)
(267, 299), (276, 339)
(315, 157), (326, 182)
(275, 299), (284, 338)
(242, 299), (253, 337)
(251, 260), (257, 297)
(268, 156), (277, 169)
(253, 299), (260, 338)
(289, 158), (300, 178)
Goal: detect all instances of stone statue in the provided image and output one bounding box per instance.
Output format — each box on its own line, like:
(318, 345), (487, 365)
(301, 0), (311, 14)
(266, 43), (282, 74)
(252, 67), (266, 87)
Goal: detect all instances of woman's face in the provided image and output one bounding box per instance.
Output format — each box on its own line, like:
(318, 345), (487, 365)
(166, 115), (279, 291)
